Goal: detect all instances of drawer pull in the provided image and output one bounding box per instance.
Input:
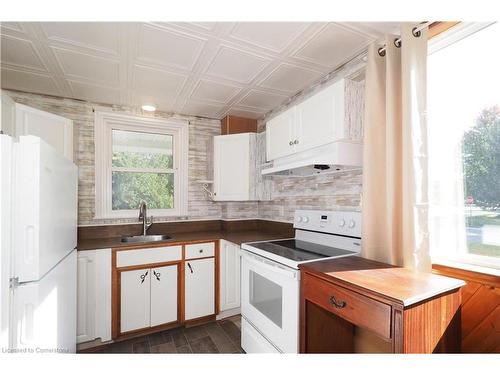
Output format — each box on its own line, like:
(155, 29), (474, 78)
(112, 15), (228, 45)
(153, 270), (161, 281)
(329, 295), (346, 309)
(199, 249), (203, 253)
(140, 270), (148, 284)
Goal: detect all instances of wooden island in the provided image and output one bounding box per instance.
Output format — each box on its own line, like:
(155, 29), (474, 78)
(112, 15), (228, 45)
(299, 256), (466, 353)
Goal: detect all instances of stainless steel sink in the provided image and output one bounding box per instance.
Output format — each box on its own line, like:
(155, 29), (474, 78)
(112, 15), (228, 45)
(121, 234), (172, 243)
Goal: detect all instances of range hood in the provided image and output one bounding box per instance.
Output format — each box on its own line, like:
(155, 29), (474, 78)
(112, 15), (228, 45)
(261, 140), (362, 177)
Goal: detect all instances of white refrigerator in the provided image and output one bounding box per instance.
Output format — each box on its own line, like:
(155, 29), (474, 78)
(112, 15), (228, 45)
(0, 134), (78, 353)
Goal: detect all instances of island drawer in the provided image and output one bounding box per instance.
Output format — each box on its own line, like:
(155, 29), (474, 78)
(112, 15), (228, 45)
(302, 272), (392, 339)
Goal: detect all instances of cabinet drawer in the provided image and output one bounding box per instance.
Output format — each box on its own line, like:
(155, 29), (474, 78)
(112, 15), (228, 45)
(185, 242), (215, 259)
(116, 246), (182, 267)
(302, 272), (392, 339)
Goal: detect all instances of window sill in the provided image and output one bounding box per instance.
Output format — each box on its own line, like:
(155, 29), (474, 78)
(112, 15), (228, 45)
(432, 258), (500, 278)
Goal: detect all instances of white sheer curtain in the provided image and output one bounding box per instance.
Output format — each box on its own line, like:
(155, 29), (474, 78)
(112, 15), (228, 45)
(362, 24), (431, 271)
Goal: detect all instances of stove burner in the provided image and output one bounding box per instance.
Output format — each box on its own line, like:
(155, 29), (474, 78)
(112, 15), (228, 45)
(247, 239), (357, 262)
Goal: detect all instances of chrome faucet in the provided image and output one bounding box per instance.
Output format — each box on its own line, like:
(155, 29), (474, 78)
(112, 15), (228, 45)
(138, 202), (153, 235)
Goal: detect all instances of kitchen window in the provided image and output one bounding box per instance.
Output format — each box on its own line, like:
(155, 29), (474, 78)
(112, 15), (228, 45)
(94, 111), (188, 219)
(427, 22), (500, 270)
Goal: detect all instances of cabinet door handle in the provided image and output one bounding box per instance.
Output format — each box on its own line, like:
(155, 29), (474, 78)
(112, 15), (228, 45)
(329, 295), (346, 309)
(187, 263), (193, 274)
(140, 270), (149, 284)
(294, 139), (299, 145)
(289, 140), (293, 146)
(153, 270), (161, 281)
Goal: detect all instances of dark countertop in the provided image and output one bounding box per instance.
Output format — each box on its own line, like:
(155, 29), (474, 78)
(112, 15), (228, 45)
(77, 229), (293, 251)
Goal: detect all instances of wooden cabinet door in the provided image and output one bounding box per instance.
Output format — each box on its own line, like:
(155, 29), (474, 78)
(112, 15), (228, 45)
(15, 103), (73, 161)
(120, 268), (151, 333)
(150, 265), (178, 327)
(266, 107), (296, 161)
(295, 79), (345, 152)
(220, 241), (241, 312)
(185, 258), (215, 320)
(213, 133), (250, 201)
(76, 251), (96, 344)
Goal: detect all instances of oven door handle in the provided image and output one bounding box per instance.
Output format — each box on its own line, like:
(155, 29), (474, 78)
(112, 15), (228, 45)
(241, 250), (299, 280)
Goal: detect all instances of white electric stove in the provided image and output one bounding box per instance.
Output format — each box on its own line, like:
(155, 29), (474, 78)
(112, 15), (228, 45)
(240, 209), (362, 353)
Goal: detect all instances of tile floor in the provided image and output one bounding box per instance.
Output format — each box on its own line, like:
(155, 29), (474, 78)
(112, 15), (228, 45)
(85, 316), (242, 354)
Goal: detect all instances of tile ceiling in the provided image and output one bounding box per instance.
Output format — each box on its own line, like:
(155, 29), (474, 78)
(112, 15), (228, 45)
(0, 22), (399, 119)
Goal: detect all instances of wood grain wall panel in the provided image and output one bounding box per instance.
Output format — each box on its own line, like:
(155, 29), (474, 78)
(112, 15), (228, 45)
(432, 264), (500, 353)
(461, 285), (500, 338)
(461, 281), (482, 306)
(462, 306), (500, 353)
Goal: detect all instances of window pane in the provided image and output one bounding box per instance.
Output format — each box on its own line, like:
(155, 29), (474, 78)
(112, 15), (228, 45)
(112, 130), (173, 169)
(112, 171), (174, 210)
(428, 23), (500, 261)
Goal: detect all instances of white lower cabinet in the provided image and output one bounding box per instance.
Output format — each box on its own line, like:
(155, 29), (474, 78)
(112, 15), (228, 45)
(150, 265), (178, 327)
(76, 249), (111, 344)
(120, 268), (151, 333)
(185, 258), (215, 320)
(120, 265), (178, 334)
(219, 240), (241, 312)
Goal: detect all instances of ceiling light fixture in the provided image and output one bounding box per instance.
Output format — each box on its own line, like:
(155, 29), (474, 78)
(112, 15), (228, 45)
(141, 104), (156, 112)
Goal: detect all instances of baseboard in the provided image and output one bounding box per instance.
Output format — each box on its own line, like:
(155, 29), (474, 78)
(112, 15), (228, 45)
(216, 307), (241, 320)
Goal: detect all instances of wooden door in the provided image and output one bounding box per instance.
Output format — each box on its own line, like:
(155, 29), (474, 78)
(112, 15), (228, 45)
(150, 264), (178, 327)
(185, 258), (215, 320)
(120, 268), (150, 333)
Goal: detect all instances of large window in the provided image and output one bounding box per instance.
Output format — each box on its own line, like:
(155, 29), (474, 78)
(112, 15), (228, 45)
(428, 23), (499, 269)
(95, 112), (188, 219)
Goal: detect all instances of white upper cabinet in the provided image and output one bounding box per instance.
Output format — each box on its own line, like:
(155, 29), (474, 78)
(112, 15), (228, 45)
(213, 132), (271, 201)
(15, 103), (73, 161)
(266, 78), (354, 162)
(213, 133), (251, 201)
(1, 92), (16, 136)
(266, 107), (296, 161)
(295, 79), (345, 152)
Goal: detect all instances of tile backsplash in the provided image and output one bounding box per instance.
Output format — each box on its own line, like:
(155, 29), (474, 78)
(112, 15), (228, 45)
(5, 57), (363, 227)
(5, 90), (224, 225)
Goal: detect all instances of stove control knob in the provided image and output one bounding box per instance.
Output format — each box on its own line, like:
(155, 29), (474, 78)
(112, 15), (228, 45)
(302, 216), (309, 223)
(339, 219), (346, 227)
(349, 220), (356, 228)
(297, 216), (303, 223)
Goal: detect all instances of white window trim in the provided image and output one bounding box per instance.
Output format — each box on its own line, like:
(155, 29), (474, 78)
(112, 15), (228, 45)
(94, 111), (188, 219)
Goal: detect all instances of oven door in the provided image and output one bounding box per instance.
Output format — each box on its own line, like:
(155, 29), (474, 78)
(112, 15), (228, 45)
(241, 250), (300, 353)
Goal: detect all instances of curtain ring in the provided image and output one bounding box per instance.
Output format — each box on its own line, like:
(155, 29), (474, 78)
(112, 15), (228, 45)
(377, 47), (386, 57)
(412, 26), (422, 38)
(393, 38), (401, 48)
